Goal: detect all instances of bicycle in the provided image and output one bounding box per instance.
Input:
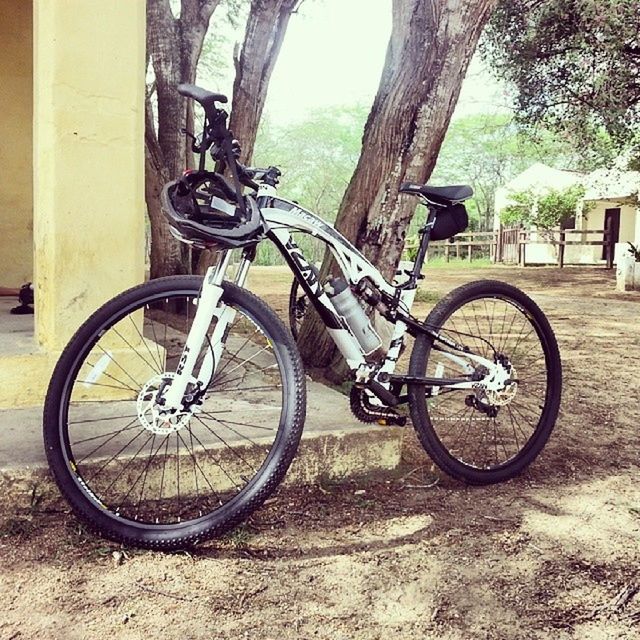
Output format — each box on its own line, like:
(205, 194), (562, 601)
(43, 84), (562, 550)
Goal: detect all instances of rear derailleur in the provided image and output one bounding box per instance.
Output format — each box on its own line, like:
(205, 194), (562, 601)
(465, 393), (499, 418)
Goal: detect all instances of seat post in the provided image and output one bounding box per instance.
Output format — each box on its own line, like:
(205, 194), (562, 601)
(408, 205), (437, 286)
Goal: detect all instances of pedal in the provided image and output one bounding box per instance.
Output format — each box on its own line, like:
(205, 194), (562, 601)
(376, 414), (407, 427)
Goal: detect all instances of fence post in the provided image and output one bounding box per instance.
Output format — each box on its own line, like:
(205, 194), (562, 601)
(445, 243), (450, 263)
(605, 217), (614, 269)
(558, 229), (565, 268)
(518, 231), (526, 267)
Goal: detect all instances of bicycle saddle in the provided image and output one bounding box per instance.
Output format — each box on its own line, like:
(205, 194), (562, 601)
(400, 182), (473, 205)
(177, 84), (228, 108)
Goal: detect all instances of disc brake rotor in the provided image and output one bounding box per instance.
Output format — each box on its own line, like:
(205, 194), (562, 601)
(136, 372), (193, 435)
(484, 364), (518, 406)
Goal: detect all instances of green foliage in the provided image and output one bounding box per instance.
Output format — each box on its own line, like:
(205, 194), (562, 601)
(197, 0), (248, 88)
(413, 289), (441, 304)
(627, 243), (640, 262)
(252, 105), (368, 264)
(424, 256), (493, 269)
(500, 184), (585, 230)
(253, 105), (367, 221)
(482, 0), (640, 164)
(251, 108), (587, 264)
(408, 113), (582, 236)
(216, 88), (566, 257)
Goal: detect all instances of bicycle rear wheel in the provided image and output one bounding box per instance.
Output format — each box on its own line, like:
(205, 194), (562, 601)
(44, 276), (306, 549)
(408, 280), (561, 484)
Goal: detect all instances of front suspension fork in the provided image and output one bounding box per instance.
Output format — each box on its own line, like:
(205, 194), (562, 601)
(161, 251), (251, 410)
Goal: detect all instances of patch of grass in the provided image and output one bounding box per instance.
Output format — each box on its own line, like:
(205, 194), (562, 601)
(28, 483), (46, 514)
(413, 289), (441, 305)
(222, 524), (253, 548)
(353, 496), (375, 509)
(0, 516), (37, 539)
(317, 472), (350, 494)
(423, 256), (494, 269)
(66, 523), (92, 546)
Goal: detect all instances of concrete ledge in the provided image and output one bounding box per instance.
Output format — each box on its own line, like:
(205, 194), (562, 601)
(1, 425), (404, 509)
(0, 380), (404, 508)
(0, 299), (58, 409)
(0, 351), (57, 409)
(287, 426), (403, 486)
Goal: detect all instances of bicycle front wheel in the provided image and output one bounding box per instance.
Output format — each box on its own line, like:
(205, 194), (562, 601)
(44, 277), (306, 549)
(408, 280), (561, 484)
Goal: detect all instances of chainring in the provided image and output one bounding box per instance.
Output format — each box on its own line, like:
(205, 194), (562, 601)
(349, 385), (407, 427)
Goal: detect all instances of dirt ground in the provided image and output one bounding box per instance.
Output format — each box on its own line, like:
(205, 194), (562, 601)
(1, 265), (639, 640)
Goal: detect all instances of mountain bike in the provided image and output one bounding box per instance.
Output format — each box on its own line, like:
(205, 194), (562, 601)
(43, 84), (562, 550)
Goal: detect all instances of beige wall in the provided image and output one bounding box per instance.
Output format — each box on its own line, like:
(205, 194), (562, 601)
(524, 199), (638, 265)
(33, 0), (146, 350)
(582, 200), (637, 262)
(0, 0), (33, 287)
(584, 201), (637, 242)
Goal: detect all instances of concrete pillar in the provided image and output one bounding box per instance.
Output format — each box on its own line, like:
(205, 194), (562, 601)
(0, 0), (33, 287)
(33, 0), (146, 350)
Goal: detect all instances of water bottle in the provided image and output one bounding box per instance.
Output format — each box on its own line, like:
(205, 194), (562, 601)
(324, 277), (382, 354)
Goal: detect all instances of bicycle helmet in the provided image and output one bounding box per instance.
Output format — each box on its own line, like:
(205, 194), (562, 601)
(161, 175), (266, 249)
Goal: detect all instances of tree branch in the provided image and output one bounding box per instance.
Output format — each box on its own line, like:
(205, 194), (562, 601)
(199, 0), (223, 22)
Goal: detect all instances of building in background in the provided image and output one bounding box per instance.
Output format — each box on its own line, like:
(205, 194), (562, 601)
(494, 163), (640, 266)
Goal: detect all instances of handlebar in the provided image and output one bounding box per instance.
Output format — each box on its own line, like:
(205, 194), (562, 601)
(177, 84), (282, 214)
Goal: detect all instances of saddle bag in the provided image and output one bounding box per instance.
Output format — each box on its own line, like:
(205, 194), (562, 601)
(430, 203), (468, 241)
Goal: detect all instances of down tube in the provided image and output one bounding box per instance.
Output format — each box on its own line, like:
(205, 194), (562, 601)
(266, 229), (366, 369)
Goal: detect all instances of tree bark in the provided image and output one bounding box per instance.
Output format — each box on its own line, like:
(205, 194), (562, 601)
(194, 0), (301, 275)
(298, 0), (497, 375)
(145, 98), (185, 280)
(228, 0), (302, 164)
(145, 0), (221, 278)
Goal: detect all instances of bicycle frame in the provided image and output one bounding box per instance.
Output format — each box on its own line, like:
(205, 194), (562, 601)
(257, 188), (414, 374)
(162, 185), (501, 412)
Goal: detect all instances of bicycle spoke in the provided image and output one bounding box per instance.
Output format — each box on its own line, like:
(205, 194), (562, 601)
(193, 415), (258, 474)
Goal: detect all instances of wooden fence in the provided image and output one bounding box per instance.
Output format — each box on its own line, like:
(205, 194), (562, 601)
(498, 226), (615, 268)
(406, 231), (497, 262)
(405, 220), (615, 268)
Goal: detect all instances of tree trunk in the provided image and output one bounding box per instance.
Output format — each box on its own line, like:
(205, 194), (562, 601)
(145, 100), (185, 280)
(145, 0), (221, 278)
(298, 0), (497, 376)
(228, 0), (301, 164)
(194, 0), (301, 275)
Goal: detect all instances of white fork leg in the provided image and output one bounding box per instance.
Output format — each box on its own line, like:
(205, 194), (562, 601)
(162, 253), (231, 410)
(196, 255), (252, 387)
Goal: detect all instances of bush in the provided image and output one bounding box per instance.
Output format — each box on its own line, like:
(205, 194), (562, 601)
(500, 184), (585, 230)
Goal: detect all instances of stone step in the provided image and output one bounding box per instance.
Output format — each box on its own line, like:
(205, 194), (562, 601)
(0, 379), (404, 507)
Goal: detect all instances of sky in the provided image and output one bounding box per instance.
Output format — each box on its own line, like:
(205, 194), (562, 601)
(204, 0), (511, 126)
